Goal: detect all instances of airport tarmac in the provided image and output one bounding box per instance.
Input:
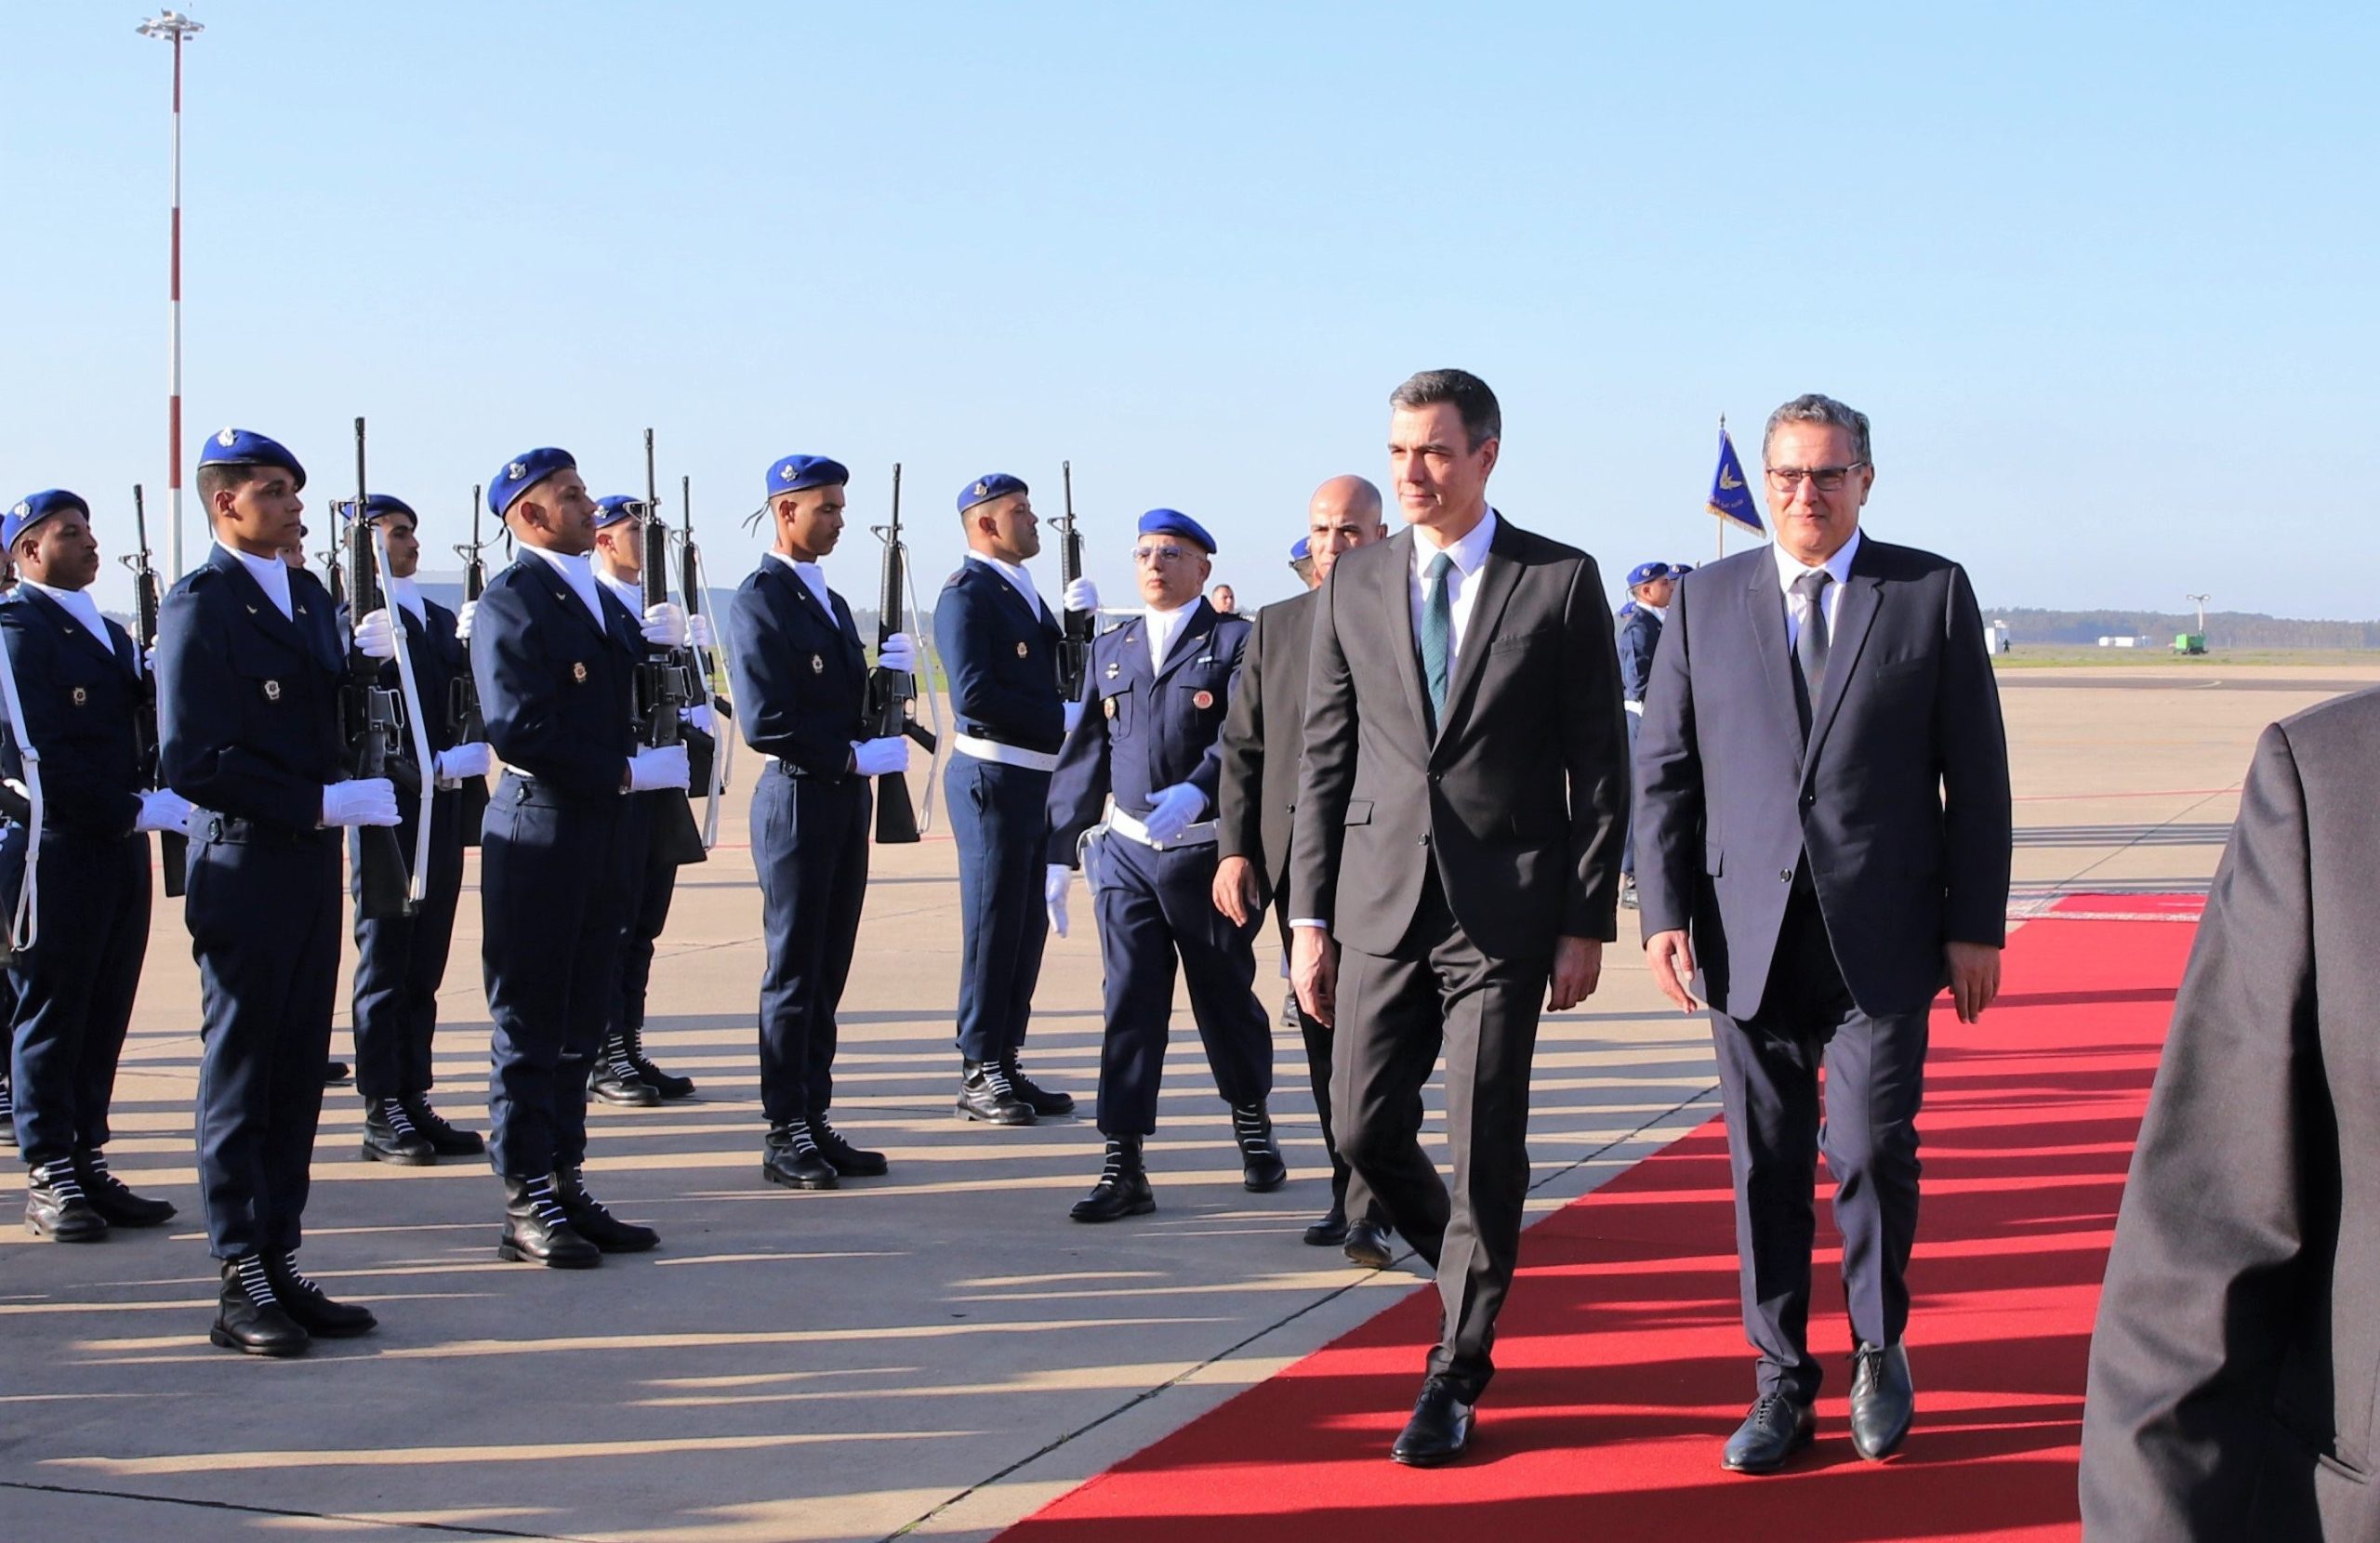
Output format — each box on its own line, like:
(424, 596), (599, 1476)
(3, 663), (2373, 1543)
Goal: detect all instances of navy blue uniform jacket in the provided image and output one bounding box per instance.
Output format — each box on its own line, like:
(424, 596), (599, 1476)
(469, 556), (641, 801)
(726, 559), (869, 780)
(1618, 605), (1662, 705)
(0, 589), (145, 838)
(934, 560), (1064, 754)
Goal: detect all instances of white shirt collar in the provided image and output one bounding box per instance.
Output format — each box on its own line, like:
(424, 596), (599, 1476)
(1144, 598), (1197, 671)
(218, 539), (295, 619)
(521, 542), (610, 625)
(1774, 527), (1861, 595)
(1412, 506), (1498, 577)
(389, 574), (426, 622)
(1637, 600), (1668, 623)
(21, 579), (110, 641)
(767, 549), (836, 610)
(965, 550), (1046, 616)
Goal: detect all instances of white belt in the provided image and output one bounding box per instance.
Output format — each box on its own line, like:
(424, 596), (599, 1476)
(952, 733), (1059, 773)
(1624, 700), (1645, 716)
(1108, 809), (1218, 851)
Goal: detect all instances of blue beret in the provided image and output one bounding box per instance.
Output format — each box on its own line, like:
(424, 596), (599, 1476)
(489, 448), (577, 518)
(1672, 562), (1695, 576)
(199, 427), (306, 491)
(1289, 536), (1311, 560)
(767, 455), (849, 497)
(1137, 508), (1216, 553)
(1626, 560), (1674, 588)
(958, 473), (1027, 514)
(592, 495), (647, 530)
(356, 494), (416, 524)
(4, 489), (90, 550)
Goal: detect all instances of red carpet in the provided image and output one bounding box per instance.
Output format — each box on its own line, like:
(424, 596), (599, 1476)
(999, 899), (2201, 1543)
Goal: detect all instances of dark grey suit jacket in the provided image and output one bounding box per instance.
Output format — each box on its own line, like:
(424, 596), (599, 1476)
(1633, 536), (2011, 1019)
(1289, 516), (1627, 962)
(2082, 689), (2380, 1541)
(1216, 587), (1317, 903)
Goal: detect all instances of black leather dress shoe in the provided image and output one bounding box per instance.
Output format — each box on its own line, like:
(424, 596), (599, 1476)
(73, 1150), (176, 1226)
(1722, 1392), (1816, 1472)
(211, 1256), (311, 1356)
(25, 1160), (109, 1242)
(811, 1115), (887, 1177)
(1000, 1053), (1074, 1117)
(1849, 1341), (1914, 1460)
(362, 1100), (437, 1166)
(1303, 1203), (1350, 1246)
(323, 1061), (351, 1085)
(957, 1061), (1036, 1125)
(588, 1038), (661, 1106)
(554, 1167), (659, 1252)
(1391, 1377), (1474, 1466)
(1342, 1220), (1395, 1270)
(400, 1096), (485, 1158)
(1232, 1103), (1288, 1192)
(498, 1176), (602, 1268)
(624, 1024), (694, 1101)
(761, 1122), (841, 1190)
(1070, 1135), (1155, 1222)
(265, 1251), (377, 1338)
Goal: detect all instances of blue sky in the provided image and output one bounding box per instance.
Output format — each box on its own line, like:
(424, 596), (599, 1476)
(5, 2), (2374, 620)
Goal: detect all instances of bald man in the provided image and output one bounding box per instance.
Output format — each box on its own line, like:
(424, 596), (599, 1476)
(1215, 475), (1395, 1262)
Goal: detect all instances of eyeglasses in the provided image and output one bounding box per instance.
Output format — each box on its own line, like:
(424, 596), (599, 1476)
(1765, 463), (1869, 492)
(1132, 546), (1195, 566)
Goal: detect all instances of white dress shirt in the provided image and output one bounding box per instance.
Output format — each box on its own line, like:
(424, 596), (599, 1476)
(388, 574), (427, 625)
(521, 542), (610, 627)
(965, 551), (1050, 621)
(1636, 600), (1668, 625)
(1775, 528), (1861, 652)
(1144, 599), (1193, 673)
(767, 549), (837, 614)
(218, 539), (296, 621)
(595, 566), (643, 617)
(1410, 507), (1500, 671)
(21, 579), (114, 652)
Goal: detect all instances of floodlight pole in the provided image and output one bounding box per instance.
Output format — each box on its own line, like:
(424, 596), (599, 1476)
(139, 9), (203, 579)
(2187, 593), (2210, 635)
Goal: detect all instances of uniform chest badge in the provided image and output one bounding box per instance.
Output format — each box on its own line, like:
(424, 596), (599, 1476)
(1193, 689), (1215, 710)
(572, 661), (588, 683)
(1103, 696), (1117, 719)
(811, 653), (825, 674)
(263, 679), (283, 702)
(71, 686), (88, 706)
(1104, 662), (1119, 679)
(1015, 640), (1030, 658)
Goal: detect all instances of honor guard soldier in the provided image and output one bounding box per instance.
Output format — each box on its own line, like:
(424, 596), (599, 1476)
(1616, 560), (1675, 911)
(469, 451), (687, 1268)
(1046, 508), (1283, 1220)
(726, 455), (910, 1188)
(933, 473), (1098, 1125)
(4, 490), (191, 1239)
(347, 495), (491, 1165)
(159, 429), (394, 1354)
(588, 495), (705, 1106)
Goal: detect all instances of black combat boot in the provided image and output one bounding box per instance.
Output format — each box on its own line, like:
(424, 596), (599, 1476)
(263, 1250), (377, 1338)
(1069, 1134), (1156, 1223)
(0, 1074), (14, 1147)
(1233, 1102), (1288, 1193)
(623, 1022), (694, 1100)
(761, 1119), (840, 1189)
(553, 1167), (659, 1253)
(73, 1149), (176, 1226)
(399, 1094), (485, 1157)
(498, 1175), (602, 1268)
(588, 1034), (660, 1107)
(1000, 1051), (1075, 1117)
(361, 1097), (437, 1166)
(211, 1254), (311, 1356)
(956, 1060), (1036, 1126)
(25, 1158), (108, 1242)
(810, 1114), (887, 1178)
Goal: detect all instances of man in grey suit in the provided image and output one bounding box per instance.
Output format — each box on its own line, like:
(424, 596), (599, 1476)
(1636, 392), (2011, 1472)
(1214, 474), (1393, 1264)
(2082, 689), (2380, 1540)
(1290, 369), (1629, 1466)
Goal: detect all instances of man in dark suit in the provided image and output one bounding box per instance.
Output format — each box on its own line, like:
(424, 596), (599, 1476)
(1290, 369), (1629, 1465)
(1616, 560), (1675, 910)
(2081, 691), (2380, 1540)
(1636, 392), (2012, 1472)
(1214, 474), (1395, 1262)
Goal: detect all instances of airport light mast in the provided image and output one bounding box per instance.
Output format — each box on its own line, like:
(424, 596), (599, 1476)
(137, 8), (204, 580)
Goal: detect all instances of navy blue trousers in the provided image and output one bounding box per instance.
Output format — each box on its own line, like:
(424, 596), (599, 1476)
(753, 768), (870, 1127)
(611, 793), (682, 1041)
(350, 789), (465, 1102)
(1711, 883), (1930, 1401)
(185, 822), (343, 1259)
(482, 774), (628, 1180)
(1091, 836), (1272, 1137)
(945, 754), (1051, 1063)
(6, 829), (151, 1165)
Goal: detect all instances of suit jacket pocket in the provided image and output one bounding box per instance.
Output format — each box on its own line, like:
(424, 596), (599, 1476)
(1343, 799), (1373, 826)
(1704, 844), (1725, 877)
(1488, 626), (1552, 654)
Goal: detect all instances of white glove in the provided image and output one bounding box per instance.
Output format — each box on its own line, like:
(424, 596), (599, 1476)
(435, 742), (495, 783)
(878, 631), (919, 674)
(851, 736), (911, 777)
(182, 802), (212, 839)
(142, 644), (157, 676)
(1063, 577), (1100, 613)
(641, 601), (688, 649)
(136, 788), (195, 835)
(323, 778), (401, 828)
(686, 613), (714, 650)
(456, 600), (479, 642)
(1063, 700), (1087, 734)
(352, 608), (398, 661)
(1142, 782), (1208, 844)
(1045, 864), (1073, 938)
(627, 744), (692, 793)
(681, 702), (717, 735)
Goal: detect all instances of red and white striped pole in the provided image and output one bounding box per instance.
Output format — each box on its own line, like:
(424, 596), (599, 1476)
(138, 10), (203, 578)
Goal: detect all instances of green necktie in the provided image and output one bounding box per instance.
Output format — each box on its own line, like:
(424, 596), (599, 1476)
(1420, 551), (1453, 729)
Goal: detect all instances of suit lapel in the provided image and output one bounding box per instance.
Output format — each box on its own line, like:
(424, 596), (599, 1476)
(1802, 556), (1886, 775)
(21, 587), (132, 677)
(1746, 554), (1800, 743)
(518, 557), (612, 646)
(212, 547), (312, 657)
(1153, 600), (1217, 682)
(1434, 519), (1522, 748)
(1377, 530), (1432, 744)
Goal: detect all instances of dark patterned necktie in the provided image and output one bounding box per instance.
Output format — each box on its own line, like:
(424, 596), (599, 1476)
(1792, 569), (1833, 729)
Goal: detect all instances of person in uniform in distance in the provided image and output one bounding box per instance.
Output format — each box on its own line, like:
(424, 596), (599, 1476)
(1210, 583), (1238, 615)
(159, 429), (398, 1354)
(1047, 508), (1283, 1221)
(933, 473), (1098, 1126)
(469, 449), (688, 1269)
(727, 455), (915, 1190)
(343, 495), (491, 1167)
(1616, 560), (1676, 912)
(3, 490), (191, 1240)
(1214, 475), (1396, 1264)
(1636, 393), (2011, 1473)
(588, 494), (707, 1107)
(0, 541), (13, 1150)
(1288, 536), (1316, 590)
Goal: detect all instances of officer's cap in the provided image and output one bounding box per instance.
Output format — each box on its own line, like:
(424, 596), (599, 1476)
(489, 448), (577, 518)
(1137, 508), (1215, 554)
(958, 473), (1027, 515)
(200, 428), (307, 491)
(3, 489), (90, 550)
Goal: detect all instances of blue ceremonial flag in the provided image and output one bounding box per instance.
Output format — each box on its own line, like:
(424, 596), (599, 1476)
(1707, 423), (1762, 534)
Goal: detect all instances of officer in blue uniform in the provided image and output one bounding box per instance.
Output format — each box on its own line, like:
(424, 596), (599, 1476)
(344, 495), (491, 1165)
(727, 455), (914, 1188)
(2, 490), (190, 1240)
(159, 429), (394, 1353)
(1045, 509), (1284, 1221)
(1616, 560), (1674, 909)
(469, 450), (688, 1268)
(933, 473), (1097, 1125)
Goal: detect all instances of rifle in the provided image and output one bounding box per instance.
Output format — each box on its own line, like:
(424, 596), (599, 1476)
(450, 483), (491, 846)
(635, 429), (707, 866)
(1056, 460), (1092, 702)
(681, 474), (731, 849)
(866, 463), (938, 843)
(125, 483), (187, 897)
(339, 417), (424, 919)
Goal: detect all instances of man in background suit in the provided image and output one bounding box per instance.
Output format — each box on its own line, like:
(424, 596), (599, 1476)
(1214, 474), (1395, 1264)
(1635, 392), (2011, 1472)
(2082, 690), (2380, 1540)
(1290, 368), (1628, 1465)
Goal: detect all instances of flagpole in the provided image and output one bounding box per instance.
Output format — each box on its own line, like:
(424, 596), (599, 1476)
(1716, 415), (1726, 560)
